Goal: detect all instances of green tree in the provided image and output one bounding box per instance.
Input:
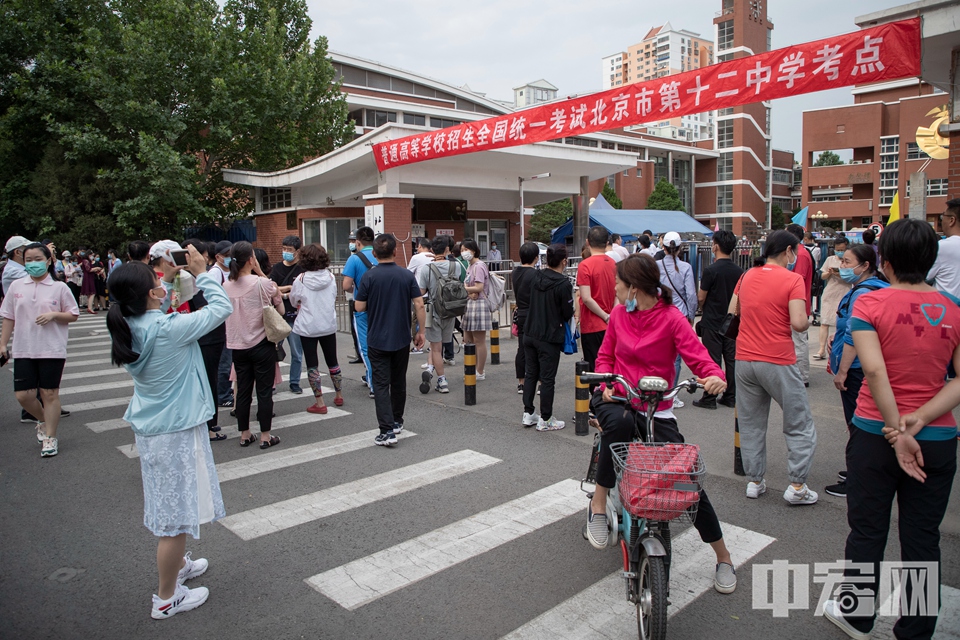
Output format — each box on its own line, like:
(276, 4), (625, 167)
(645, 178), (684, 212)
(528, 198), (573, 244)
(770, 204), (785, 230)
(600, 181), (622, 209)
(813, 150), (843, 166)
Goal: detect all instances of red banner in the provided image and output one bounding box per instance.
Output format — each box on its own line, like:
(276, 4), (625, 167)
(372, 18), (920, 172)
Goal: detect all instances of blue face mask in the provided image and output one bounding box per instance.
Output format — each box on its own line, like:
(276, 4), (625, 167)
(24, 261), (49, 277)
(786, 260), (796, 271)
(223, 257), (232, 267)
(282, 251), (295, 262)
(624, 290), (637, 313)
(349, 243), (356, 252)
(835, 250), (845, 258)
(839, 265), (863, 284)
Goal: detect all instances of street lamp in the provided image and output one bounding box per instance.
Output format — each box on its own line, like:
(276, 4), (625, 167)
(519, 172), (551, 247)
(810, 209), (829, 233)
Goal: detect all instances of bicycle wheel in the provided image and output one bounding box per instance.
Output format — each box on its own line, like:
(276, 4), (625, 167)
(636, 553), (668, 640)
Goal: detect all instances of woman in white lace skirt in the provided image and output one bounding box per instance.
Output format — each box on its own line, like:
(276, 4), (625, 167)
(107, 245), (232, 620)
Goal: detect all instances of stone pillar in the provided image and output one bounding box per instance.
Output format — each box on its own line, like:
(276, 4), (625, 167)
(362, 193), (415, 267)
(573, 176), (590, 256)
(907, 172), (927, 220)
(668, 151), (674, 185)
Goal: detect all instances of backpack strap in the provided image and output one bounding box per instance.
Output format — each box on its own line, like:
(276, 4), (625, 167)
(357, 251), (373, 270)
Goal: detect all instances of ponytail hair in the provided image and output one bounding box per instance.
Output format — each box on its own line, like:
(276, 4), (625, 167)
(229, 241), (253, 281)
(616, 254), (673, 307)
(762, 230), (800, 261)
(106, 262), (155, 366)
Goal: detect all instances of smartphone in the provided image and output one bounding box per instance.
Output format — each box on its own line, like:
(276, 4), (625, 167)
(170, 250), (189, 267)
(0, 353), (8, 368)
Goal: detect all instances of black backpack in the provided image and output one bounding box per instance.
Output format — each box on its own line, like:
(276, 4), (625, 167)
(429, 262), (467, 319)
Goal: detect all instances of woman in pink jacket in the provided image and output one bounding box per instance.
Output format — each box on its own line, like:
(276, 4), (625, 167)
(585, 254), (738, 595)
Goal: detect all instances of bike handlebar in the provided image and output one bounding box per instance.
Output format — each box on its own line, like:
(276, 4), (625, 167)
(579, 372), (703, 403)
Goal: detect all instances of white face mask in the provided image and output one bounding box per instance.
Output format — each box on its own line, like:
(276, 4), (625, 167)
(461, 250), (474, 261)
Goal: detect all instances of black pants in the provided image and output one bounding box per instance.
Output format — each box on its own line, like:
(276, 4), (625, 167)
(522, 335), (561, 420)
(581, 330), (606, 392)
(233, 338), (275, 433)
(843, 427), (957, 638)
(514, 323), (526, 380)
(701, 328), (737, 401)
(839, 367), (864, 427)
(349, 300), (361, 356)
(591, 396), (723, 544)
(67, 282), (81, 305)
(301, 334), (339, 369)
(199, 341), (224, 430)
(368, 346), (409, 434)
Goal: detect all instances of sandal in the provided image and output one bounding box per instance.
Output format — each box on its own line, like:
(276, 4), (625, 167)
(239, 436), (257, 447)
(260, 435), (280, 450)
(209, 432), (227, 441)
(334, 397), (344, 407)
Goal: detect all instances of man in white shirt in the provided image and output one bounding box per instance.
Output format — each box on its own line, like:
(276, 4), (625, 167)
(2, 236), (31, 295)
(928, 198), (960, 299)
(487, 242), (502, 270)
(407, 238), (434, 277)
(610, 233), (630, 261)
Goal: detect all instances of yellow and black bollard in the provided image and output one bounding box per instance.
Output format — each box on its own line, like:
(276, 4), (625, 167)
(490, 319), (500, 365)
(734, 406), (745, 476)
(464, 343), (477, 406)
(575, 360), (590, 436)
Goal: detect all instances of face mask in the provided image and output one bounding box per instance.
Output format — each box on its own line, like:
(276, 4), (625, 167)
(24, 261), (49, 277)
(461, 250), (474, 261)
(491, 246), (497, 251)
(223, 257), (232, 267)
(835, 250), (845, 258)
(625, 292), (638, 313)
(348, 243), (356, 252)
(839, 265), (863, 284)
(786, 250), (796, 271)
(282, 251), (295, 262)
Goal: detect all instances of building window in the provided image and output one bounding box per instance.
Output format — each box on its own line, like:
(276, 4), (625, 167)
(636, 168), (642, 178)
(261, 187), (292, 211)
(906, 142), (924, 160)
(601, 141), (616, 149)
(880, 174), (898, 189)
(365, 110), (397, 128)
(717, 120), (734, 149)
(430, 116), (462, 129)
(652, 156), (668, 183)
(880, 136), (899, 155)
(717, 20), (734, 51)
(879, 190), (896, 206)
(837, 124), (845, 133)
(717, 152), (733, 181)
(717, 184), (733, 213)
(618, 143), (641, 153)
(607, 175), (616, 187)
(772, 168), (792, 184)
(717, 217), (733, 231)
(564, 137), (598, 148)
(403, 113), (426, 126)
(718, 107), (734, 116)
(928, 178), (949, 197)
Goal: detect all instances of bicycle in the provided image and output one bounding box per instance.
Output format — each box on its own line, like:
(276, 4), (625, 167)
(579, 373), (705, 640)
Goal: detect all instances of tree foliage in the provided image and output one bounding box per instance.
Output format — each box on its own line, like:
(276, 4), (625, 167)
(813, 151), (843, 166)
(645, 178), (684, 212)
(600, 181), (622, 209)
(528, 198), (573, 244)
(0, 0), (352, 248)
(770, 204), (786, 230)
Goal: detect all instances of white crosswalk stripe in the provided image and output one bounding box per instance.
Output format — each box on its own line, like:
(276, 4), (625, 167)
(61, 368), (128, 382)
(64, 347), (112, 357)
(500, 522), (776, 639)
(60, 378), (134, 396)
(221, 449), (494, 541)
(305, 479), (585, 610)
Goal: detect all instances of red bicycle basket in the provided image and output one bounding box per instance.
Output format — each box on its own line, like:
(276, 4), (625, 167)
(611, 442), (704, 522)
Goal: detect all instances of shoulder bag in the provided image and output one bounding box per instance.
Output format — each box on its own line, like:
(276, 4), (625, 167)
(258, 278), (291, 344)
(718, 273), (746, 340)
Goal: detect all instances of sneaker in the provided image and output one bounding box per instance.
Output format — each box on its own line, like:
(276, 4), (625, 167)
(411, 347), (424, 354)
(150, 583), (209, 620)
(361, 375), (367, 384)
(36, 423), (45, 443)
(393, 422), (404, 434)
(368, 390), (375, 399)
(374, 431), (398, 446)
(783, 483), (819, 505)
(536, 416), (565, 431)
(673, 397), (684, 409)
(537, 385), (541, 396)
(420, 362), (431, 369)
(419, 370), (432, 394)
(20, 416), (38, 424)
(443, 358), (456, 366)
(823, 599), (871, 640)
(177, 553), (208, 584)
(837, 470), (847, 482)
(825, 481), (847, 498)
(290, 385), (303, 395)
(60, 409), (70, 417)
(692, 396), (718, 410)
(586, 506), (609, 549)
(218, 399), (234, 408)
(41, 437), (58, 457)
(475, 372), (486, 381)
(436, 378), (449, 394)
(714, 562), (737, 594)
(717, 396), (737, 408)
(746, 480), (767, 499)
(522, 412), (539, 428)
(517, 384), (524, 395)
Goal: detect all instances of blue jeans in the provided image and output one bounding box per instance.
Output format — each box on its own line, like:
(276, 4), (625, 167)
(217, 346), (233, 403)
(284, 318), (303, 389)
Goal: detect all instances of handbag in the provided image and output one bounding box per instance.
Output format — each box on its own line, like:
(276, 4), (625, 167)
(258, 278), (292, 344)
(276, 341), (287, 363)
(718, 273), (746, 340)
(511, 307), (519, 337)
(563, 318), (579, 355)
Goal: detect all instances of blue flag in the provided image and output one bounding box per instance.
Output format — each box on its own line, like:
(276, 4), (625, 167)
(791, 206), (808, 229)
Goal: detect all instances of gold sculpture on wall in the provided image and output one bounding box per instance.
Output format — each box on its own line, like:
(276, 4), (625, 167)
(915, 106), (949, 160)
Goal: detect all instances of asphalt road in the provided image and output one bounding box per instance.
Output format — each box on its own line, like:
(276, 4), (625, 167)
(2, 316), (958, 640)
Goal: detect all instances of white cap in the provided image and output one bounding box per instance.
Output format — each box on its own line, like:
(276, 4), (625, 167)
(662, 231), (682, 248)
(5, 236), (32, 253)
(61, 250), (71, 257)
(148, 240), (183, 264)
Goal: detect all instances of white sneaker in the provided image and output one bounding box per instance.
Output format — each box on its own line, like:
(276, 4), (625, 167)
(36, 422), (45, 444)
(522, 412), (539, 428)
(673, 397), (684, 409)
(177, 553), (208, 584)
(443, 358), (456, 366)
(746, 480), (766, 499)
(436, 377), (449, 394)
(536, 416), (565, 431)
(823, 599), (871, 639)
(475, 372), (486, 381)
(151, 583), (209, 619)
(41, 437), (58, 457)
(420, 362), (431, 369)
(783, 483), (819, 505)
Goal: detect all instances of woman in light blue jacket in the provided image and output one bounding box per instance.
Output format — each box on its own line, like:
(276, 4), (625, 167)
(107, 246), (233, 620)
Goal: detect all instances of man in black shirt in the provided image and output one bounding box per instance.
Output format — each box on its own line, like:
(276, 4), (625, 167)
(270, 235), (305, 394)
(355, 234), (426, 446)
(693, 230), (742, 409)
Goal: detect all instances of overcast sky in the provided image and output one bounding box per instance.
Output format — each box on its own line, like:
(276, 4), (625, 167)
(307, 0), (895, 163)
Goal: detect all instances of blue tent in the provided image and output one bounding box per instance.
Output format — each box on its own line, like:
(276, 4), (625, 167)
(550, 193), (713, 244)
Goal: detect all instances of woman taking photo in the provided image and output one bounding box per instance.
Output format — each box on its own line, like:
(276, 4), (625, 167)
(0, 243), (79, 457)
(730, 230), (818, 505)
(815, 235), (851, 360)
(520, 244), (574, 431)
(585, 254), (737, 594)
(106, 246), (231, 618)
(826, 243), (887, 498)
(822, 219), (960, 639)
(289, 244), (343, 413)
(511, 242), (540, 395)
(461, 238), (491, 380)
(223, 241), (284, 449)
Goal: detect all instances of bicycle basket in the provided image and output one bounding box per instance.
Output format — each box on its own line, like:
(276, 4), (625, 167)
(611, 442), (705, 522)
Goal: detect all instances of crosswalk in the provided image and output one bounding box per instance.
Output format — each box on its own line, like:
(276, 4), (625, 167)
(8, 314), (960, 637)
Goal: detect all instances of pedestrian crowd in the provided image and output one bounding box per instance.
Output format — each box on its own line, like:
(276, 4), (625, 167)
(2, 202), (959, 634)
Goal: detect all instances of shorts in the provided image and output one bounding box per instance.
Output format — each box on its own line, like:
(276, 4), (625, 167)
(425, 316), (455, 344)
(13, 358), (66, 391)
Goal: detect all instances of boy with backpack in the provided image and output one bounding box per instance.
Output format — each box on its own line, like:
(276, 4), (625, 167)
(417, 237), (465, 393)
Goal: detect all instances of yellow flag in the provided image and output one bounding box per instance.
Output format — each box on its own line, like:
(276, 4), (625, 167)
(887, 191), (900, 224)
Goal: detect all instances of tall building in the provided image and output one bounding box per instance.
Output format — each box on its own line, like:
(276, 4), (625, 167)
(602, 23), (715, 142)
(693, 0), (774, 236)
(513, 80), (558, 108)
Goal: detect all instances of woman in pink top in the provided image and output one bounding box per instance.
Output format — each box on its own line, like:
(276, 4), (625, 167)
(584, 254), (738, 595)
(0, 243), (79, 457)
(222, 241), (284, 450)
